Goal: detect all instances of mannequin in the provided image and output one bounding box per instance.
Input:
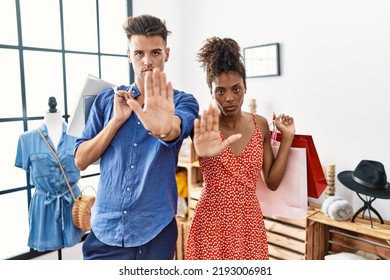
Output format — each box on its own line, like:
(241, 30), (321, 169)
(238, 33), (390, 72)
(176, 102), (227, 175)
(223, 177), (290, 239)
(44, 96), (63, 149)
(15, 96), (84, 252)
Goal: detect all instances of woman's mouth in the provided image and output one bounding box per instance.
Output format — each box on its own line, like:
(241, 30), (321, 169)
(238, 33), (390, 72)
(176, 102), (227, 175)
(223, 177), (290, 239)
(224, 106), (237, 112)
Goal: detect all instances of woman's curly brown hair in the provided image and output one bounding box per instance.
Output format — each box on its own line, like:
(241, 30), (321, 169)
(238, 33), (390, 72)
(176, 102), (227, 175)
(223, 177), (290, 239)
(197, 37), (246, 90)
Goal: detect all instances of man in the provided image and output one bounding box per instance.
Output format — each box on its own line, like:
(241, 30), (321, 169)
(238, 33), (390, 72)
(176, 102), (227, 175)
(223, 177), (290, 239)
(74, 14), (199, 260)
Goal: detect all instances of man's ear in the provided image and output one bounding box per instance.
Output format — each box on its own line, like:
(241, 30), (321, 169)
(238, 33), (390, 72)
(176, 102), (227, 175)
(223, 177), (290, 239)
(127, 49), (132, 63)
(165, 47), (170, 62)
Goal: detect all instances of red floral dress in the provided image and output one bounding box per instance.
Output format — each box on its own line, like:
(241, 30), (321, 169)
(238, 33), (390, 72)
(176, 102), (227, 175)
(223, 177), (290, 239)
(186, 117), (269, 260)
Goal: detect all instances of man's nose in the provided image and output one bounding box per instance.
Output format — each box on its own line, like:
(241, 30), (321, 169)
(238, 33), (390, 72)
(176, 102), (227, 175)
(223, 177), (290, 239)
(143, 55), (152, 67)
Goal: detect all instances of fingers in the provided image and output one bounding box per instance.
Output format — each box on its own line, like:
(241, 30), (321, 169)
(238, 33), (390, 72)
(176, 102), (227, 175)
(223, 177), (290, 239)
(212, 105), (219, 132)
(198, 103), (219, 134)
(224, 134), (242, 146)
(166, 81), (173, 104)
(199, 109), (207, 134)
(144, 70), (152, 105)
(206, 104), (214, 132)
(157, 70), (172, 100)
(127, 98), (142, 114)
(275, 113), (294, 126)
(144, 69), (173, 102)
(141, 68), (173, 111)
(159, 70), (169, 99)
(193, 117), (200, 138)
(114, 86), (134, 105)
(152, 68), (161, 97)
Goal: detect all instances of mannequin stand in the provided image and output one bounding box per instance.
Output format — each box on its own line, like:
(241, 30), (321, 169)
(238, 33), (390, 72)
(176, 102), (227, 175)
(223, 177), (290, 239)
(351, 192), (384, 228)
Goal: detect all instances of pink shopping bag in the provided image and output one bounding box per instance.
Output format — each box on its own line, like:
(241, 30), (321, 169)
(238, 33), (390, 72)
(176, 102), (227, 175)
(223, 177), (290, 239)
(256, 140), (308, 219)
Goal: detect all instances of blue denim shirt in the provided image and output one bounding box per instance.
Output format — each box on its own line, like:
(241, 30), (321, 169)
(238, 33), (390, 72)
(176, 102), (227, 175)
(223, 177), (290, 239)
(15, 122), (84, 252)
(74, 83), (199, 247)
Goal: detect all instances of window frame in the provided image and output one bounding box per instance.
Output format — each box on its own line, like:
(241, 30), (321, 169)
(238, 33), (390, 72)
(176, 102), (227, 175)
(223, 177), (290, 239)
(0, 0), (133, 260)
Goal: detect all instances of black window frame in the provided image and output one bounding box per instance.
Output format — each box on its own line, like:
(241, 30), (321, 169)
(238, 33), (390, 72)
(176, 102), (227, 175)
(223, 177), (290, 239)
(0, 0), (133, 260)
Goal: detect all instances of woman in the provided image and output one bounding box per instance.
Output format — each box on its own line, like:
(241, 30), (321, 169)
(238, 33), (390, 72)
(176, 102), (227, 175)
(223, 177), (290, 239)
(186, 37), (295, 260)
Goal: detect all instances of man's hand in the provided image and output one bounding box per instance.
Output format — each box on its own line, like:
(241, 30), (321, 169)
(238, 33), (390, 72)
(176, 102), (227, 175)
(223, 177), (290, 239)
(113, 85), (134, 123)
(127, 69), (174, 137)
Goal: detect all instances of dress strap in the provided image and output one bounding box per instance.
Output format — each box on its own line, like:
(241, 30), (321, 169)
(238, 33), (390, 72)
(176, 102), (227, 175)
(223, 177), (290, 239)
(251, 113), (258, 126)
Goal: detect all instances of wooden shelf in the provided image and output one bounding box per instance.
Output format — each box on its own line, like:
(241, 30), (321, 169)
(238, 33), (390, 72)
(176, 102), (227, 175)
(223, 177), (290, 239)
(175, 139), (201, 260)
(309, 210), (390, 241)
(263, 206), (318, 260)
(306, 206), (390, 260)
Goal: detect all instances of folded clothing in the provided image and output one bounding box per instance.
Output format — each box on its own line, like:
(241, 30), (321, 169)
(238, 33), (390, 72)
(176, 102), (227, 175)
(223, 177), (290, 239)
(321, 196), (353, 221)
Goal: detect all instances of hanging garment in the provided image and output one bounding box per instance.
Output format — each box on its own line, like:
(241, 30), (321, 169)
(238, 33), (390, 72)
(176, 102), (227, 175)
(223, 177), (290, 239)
(15, 122), (84, 252)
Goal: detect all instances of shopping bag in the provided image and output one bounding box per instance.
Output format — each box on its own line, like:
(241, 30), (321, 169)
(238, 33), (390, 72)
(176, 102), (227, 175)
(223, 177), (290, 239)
(256, 141), (308, 219)
(274, 133), (327, 198)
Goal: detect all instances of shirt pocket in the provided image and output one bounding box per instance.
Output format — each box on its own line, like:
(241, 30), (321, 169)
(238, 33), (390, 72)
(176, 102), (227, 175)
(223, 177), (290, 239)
(30, 153), (51, 178)
(60, 150), (81, 184)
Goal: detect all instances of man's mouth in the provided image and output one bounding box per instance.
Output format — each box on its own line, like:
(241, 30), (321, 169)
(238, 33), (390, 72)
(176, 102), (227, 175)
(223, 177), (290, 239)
(142, 67), (153, 73)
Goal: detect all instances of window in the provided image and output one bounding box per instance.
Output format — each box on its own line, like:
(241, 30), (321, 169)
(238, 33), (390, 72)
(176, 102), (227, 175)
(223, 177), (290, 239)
(0, 0), (132, 260)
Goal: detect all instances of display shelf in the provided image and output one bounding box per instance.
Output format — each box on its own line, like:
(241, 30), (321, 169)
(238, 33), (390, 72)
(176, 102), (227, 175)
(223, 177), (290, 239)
(306, 207), (390, 260)
(175, 217), (190, 260)
(263, 205), (318, 260)
(175, 138), (202, 260)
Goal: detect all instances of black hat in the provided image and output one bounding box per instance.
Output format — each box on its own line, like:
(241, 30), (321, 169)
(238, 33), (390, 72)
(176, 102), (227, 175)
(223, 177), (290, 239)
(338, 160), (390, 199)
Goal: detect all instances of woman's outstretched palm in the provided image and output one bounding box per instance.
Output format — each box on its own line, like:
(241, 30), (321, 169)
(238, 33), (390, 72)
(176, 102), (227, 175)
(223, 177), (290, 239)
(193, 104), (241, 157)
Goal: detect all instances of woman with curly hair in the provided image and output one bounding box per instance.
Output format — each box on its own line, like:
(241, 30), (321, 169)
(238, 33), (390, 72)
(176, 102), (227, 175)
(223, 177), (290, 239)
(186, 37), (295, 260)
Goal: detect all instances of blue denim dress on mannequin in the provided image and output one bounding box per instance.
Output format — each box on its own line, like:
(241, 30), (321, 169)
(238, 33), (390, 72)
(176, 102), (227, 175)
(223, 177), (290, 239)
(15, 122), (84, 252)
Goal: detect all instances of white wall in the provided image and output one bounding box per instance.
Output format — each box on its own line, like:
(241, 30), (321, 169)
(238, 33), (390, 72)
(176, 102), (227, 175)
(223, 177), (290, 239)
(133, 0), (390, 221)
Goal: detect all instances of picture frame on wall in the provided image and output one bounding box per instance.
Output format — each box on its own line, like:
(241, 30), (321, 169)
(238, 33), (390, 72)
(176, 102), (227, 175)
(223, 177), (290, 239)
(244, 43), (280, 78)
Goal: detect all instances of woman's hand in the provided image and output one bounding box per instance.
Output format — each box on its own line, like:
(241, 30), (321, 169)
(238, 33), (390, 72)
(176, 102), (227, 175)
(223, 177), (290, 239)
(273, 112), (295, 140)
(193, 103), (241, 157)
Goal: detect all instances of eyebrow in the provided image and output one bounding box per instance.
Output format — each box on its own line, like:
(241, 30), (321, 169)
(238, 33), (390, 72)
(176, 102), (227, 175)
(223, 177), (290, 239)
(132, 48), (163, 53)
(215, 83), (241, 90)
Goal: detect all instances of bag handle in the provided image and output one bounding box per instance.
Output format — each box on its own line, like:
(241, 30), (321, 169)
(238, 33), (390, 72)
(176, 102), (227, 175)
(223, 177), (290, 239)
(80, 185), (96, 196)
(37, 128), (77, 201)
(269, 118), (278, 144)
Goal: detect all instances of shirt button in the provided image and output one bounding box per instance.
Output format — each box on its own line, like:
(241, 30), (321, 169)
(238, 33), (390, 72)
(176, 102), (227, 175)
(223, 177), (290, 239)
(123, 210), (128, 215)
(130, 165), (135, 169)
(137, 121), (141, 125)
(133, 143), (137, 147)
(126, 187), (131, 192)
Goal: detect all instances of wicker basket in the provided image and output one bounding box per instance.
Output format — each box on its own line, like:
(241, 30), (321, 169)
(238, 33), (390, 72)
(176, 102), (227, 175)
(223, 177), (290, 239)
(72, 194), (95, 232)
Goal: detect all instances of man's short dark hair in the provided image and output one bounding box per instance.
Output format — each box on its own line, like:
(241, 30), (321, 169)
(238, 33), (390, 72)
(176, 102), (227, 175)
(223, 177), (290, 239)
(123, 14), (171, 44)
